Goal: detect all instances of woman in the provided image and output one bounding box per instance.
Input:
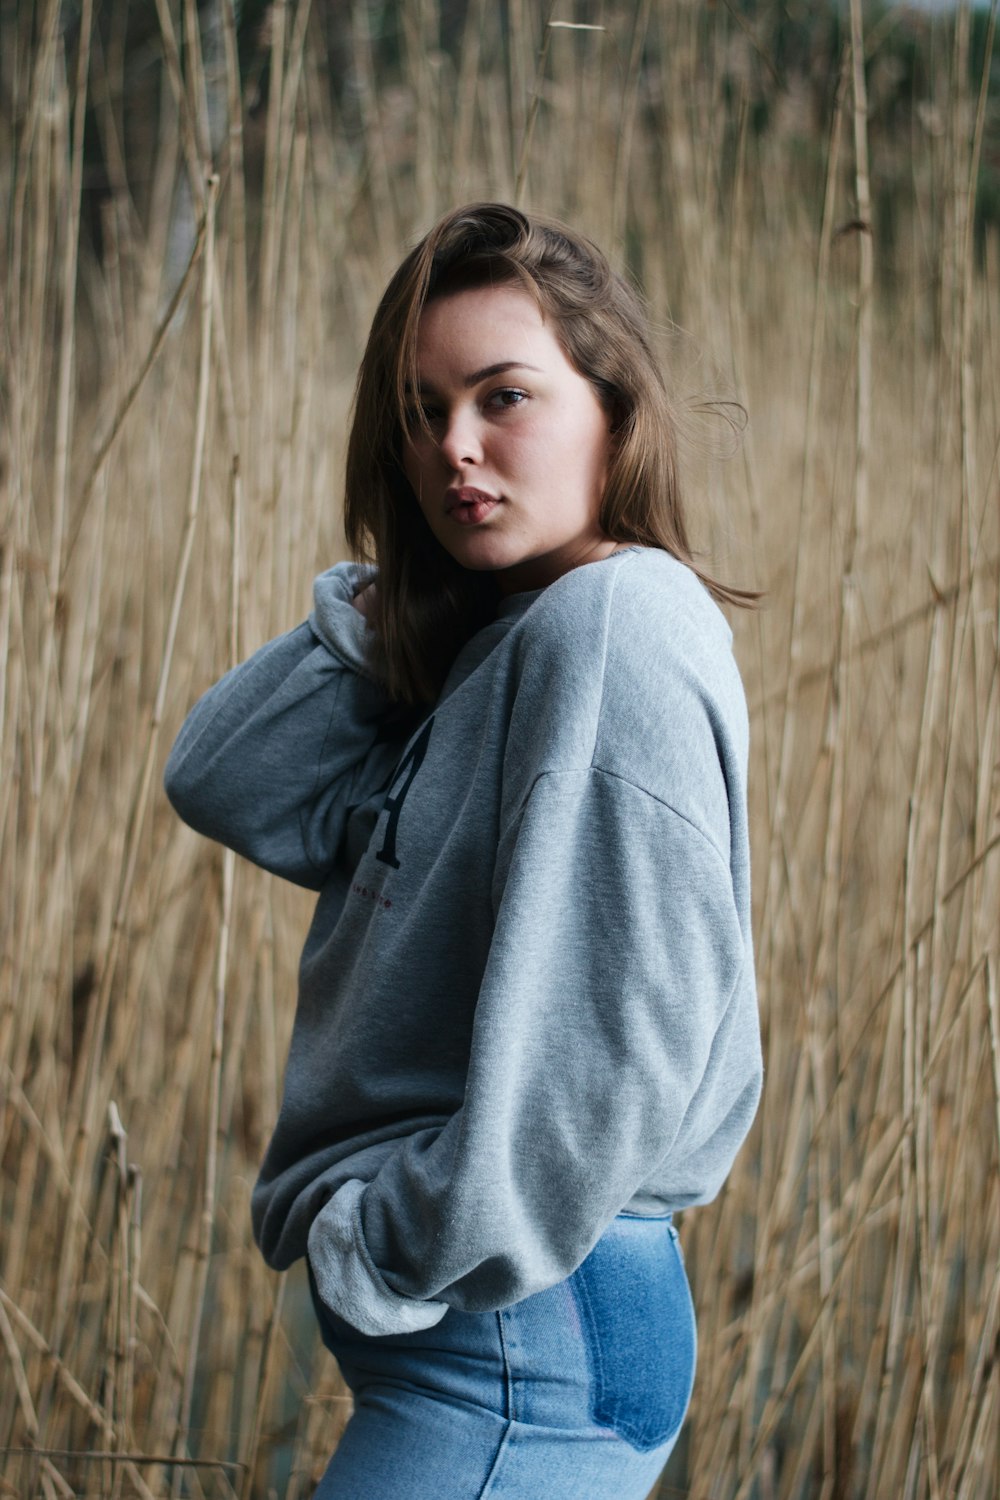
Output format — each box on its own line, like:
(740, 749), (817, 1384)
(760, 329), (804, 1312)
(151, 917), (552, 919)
(165, 202), (763, 1499)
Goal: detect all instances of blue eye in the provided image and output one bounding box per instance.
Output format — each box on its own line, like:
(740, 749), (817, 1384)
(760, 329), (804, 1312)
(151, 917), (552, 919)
(486, 388), (527, 410)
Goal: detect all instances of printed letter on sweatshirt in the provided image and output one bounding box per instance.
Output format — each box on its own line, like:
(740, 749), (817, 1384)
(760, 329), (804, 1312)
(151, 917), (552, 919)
(375, 718), (434, 870)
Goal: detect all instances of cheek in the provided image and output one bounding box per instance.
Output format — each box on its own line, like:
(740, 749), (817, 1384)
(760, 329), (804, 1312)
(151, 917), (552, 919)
(565, 415), (612, 493)
(503, 412), (610, 502)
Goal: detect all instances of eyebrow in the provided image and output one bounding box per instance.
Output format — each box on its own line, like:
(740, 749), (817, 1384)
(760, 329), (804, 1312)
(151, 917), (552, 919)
(464, 360), (541, 387)
(413, 361), (543, 393)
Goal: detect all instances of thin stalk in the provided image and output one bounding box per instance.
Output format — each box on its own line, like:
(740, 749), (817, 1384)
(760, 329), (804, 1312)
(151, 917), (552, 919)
(238, 1276), (286, 1500)
(31, 0), (93, 808)
(847, 0), (872, 577)
(151, 0), (207, 215)
(452, 0), (489, 199)
(758, 46), (848, 984)
(513, 6), (559, 206)
(220, 0), (250, 433)
(64, 204), (210, 577)
(256, 0), (287, 512)
(172, 426), (242, 1495)
(610, 0), (651, 245)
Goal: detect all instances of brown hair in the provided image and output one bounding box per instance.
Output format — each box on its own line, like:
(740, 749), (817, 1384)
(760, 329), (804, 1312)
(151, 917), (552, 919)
(344, 202), (758, 706)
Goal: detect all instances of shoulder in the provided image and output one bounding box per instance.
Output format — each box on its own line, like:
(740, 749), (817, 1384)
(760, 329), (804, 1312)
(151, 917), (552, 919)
(515, 546), (730, 643)
(599, 548), (745, 731)
(513, 547), (741, 716)
(501, 550), (749, 851)
(500, 550), (633, 775)
(608, 546), (734, 654)
(595, 550), (749, 854)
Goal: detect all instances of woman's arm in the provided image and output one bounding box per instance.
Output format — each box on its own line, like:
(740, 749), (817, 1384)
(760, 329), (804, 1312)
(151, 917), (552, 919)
(307, 766), (762, 1334)
(164, 563), (401, 889)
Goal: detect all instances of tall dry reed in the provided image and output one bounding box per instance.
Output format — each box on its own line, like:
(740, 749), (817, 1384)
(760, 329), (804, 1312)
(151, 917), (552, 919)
(1, 2), (998, 1496)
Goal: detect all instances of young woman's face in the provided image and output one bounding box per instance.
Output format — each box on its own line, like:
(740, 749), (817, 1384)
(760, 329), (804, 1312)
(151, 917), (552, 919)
(402, 284), (617, 594)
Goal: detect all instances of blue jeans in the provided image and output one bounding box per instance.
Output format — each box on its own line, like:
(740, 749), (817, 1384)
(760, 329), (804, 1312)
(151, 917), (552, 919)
(308, 1214), (696, 1499)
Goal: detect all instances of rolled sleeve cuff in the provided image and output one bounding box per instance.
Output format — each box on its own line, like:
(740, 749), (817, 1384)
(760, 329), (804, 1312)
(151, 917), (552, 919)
(309, 564), (377, 676)
(307, 1178), (448, 1336)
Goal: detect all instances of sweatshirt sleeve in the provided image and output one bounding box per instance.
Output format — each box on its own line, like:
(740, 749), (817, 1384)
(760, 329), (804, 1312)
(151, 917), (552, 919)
(164, 563), (398, 889)
(307, 766), (760, 1335)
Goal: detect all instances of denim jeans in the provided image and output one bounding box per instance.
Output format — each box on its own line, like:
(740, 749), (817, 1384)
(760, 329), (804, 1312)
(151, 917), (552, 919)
(308, 1214), (696, 1499)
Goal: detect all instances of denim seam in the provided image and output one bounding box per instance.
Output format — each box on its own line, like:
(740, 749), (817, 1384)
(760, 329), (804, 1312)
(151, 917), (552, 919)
(496, 1310), (516, 1423)
(477, 1419), (516, 1499)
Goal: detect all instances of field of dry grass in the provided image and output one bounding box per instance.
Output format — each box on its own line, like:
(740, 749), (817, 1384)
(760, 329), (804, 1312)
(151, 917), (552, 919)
(2, 1), (999, 1496)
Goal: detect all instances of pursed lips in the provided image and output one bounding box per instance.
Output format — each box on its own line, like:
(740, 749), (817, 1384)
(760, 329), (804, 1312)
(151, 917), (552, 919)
(444, 487), (501, 524)
(444, 485), (499, 513)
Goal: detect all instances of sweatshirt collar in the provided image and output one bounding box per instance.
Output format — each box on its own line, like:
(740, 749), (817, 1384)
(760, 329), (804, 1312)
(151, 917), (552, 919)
(442, 549), (646, 699)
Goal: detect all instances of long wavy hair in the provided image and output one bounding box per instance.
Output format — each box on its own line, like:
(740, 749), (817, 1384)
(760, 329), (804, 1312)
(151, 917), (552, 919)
(344, 202), (758, 705)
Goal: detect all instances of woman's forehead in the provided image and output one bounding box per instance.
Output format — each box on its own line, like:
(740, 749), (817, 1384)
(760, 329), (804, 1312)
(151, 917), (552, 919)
(414, 285), (564, 381)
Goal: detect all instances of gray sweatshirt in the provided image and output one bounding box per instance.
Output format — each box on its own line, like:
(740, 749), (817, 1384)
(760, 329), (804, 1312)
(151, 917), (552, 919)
(164, 546), (762, 1336)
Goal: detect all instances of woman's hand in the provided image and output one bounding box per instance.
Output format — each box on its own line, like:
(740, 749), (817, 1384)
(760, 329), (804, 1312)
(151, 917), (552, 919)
(352, 582), (377, 623)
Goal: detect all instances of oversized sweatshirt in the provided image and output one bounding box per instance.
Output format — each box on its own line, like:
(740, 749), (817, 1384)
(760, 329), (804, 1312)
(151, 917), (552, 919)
(164, 545), (762, 1337)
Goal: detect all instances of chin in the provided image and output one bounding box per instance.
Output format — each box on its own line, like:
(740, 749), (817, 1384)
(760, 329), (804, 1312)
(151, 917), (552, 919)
(442, 537), (525, 575)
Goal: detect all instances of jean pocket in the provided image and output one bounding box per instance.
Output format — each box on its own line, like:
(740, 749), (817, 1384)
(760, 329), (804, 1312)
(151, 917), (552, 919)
(569, 1218), (697, 1453)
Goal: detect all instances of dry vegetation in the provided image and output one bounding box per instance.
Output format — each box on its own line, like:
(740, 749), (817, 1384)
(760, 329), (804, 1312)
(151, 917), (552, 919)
(2, 1), (999, 1496)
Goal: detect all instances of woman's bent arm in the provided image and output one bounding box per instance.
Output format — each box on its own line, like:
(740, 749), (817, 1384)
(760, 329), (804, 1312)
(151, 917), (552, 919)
(164, 563), (400, 889)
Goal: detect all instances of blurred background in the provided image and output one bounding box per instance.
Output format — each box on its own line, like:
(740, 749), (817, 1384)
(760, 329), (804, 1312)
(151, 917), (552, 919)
(1, 1), (999, 1495)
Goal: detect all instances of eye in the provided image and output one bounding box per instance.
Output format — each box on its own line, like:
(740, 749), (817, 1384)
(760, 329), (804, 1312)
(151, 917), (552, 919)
(485, 387), (528, 411)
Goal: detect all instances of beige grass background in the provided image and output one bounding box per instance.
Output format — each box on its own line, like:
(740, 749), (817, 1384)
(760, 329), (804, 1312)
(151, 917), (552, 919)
(2, 1), (999, 1496)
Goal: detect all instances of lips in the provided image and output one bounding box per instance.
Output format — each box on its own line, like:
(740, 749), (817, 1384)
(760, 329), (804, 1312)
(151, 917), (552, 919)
(444, 486), (500, 525)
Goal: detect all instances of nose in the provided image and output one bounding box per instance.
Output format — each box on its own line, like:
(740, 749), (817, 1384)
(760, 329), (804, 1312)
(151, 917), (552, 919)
(437, 405), (484, 470)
